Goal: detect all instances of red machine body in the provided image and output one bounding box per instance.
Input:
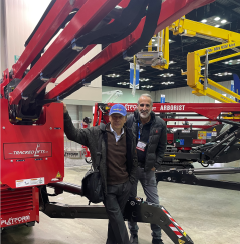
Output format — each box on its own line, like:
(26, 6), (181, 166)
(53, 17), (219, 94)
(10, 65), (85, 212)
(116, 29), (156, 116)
(93, 102), (240, 152)
(0, 99), (64, 228)
(0, 0), (216, 232)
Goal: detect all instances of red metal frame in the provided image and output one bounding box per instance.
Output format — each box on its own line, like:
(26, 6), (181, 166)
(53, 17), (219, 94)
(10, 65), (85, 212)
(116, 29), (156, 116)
(9, 0), (121, 105)
(45, 0), (215, 101)
(1, 0), (218, 230)
(92, 102), (240, 146)
(107, 103), (240, 120)
(0, 186), (39, 228)
(1, 100), (64, 189)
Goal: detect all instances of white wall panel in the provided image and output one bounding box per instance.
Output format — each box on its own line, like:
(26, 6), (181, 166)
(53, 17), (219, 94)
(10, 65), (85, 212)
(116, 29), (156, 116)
(5, 0), (51, 69)
(1, 0), (7, 74)
(66, 104), (78, 121)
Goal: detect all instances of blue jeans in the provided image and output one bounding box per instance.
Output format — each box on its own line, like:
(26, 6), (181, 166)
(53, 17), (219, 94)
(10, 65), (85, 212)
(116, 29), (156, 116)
(128, 167), (161, 239)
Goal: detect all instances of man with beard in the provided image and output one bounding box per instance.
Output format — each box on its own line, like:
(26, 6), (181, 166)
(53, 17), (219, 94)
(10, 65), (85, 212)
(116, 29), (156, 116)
(126, 94), (167, 244)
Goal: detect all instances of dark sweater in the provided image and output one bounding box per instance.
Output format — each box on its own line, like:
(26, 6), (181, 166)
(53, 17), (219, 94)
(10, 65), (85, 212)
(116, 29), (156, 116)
(106, 127), (129, 185)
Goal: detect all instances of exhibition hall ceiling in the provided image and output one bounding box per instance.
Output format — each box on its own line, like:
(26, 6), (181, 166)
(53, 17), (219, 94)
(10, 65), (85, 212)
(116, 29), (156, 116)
(103, 0), (240, 91)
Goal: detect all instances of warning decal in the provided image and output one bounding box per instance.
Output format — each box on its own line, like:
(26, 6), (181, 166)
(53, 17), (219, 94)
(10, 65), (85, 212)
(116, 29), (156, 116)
(56, 172), (62, 178)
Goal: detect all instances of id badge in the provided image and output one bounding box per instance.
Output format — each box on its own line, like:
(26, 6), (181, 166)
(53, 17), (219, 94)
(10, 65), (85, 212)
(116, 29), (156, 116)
(136, 141), (147, 151)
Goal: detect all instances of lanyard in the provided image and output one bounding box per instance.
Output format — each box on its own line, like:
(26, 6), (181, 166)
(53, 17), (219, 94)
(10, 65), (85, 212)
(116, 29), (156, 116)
(138, 122), (141, 140)
(138, 122), (149, 143)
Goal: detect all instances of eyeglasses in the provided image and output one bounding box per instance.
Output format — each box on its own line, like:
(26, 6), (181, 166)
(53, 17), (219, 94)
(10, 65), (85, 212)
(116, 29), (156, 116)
(139, 103), (151, 108)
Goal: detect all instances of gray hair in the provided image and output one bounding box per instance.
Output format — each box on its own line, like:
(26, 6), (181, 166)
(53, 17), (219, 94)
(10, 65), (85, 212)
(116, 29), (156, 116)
(138, 94), (153, 106)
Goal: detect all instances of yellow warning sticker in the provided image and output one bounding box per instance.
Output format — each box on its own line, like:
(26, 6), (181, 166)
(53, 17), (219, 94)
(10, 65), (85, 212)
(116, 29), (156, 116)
(183, 232), (187, 236)
(56, 171), (62, 178)
(178, 239), (185, 244)
(198, 131), (207, 139)
(213, 128), (216, 131)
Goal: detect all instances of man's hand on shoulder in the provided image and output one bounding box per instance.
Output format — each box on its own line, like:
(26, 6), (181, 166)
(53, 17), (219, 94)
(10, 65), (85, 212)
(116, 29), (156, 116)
(151, 167), (156, 171)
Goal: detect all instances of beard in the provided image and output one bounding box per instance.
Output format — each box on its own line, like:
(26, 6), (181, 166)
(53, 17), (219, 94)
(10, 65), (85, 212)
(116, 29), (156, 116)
(139, 109), (151, 119)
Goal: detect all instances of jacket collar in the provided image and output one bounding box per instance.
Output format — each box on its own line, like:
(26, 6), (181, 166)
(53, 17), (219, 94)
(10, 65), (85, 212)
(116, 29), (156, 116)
(100, 122), (133, 138)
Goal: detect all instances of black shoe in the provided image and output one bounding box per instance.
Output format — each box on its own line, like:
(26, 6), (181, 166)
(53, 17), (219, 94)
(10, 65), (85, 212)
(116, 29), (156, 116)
(130, 234), (138, 244)
(152, 238), (164, 244)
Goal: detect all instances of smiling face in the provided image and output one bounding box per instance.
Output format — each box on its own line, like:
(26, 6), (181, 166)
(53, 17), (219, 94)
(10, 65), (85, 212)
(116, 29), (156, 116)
(137, 96), (152, 119)
(109, 113), (127, 131)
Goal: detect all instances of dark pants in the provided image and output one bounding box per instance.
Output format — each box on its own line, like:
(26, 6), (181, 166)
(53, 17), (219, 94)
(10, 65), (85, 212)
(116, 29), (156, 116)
(104, 180), (132, 244)
(128, 167), (162, 240)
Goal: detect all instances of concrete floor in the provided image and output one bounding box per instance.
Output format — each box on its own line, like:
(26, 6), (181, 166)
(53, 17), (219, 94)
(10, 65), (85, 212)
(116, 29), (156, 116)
(1, 159), (240, 244)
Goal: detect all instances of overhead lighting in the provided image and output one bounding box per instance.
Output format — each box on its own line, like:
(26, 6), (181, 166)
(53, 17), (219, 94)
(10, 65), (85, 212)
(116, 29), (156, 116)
(158, 73), (175, 77)
(126, 68), (145, 72)
(141, 85), (153, 88)
(105, 73), (120, 78)
(199, 16), (230, 27)
(214, 72), (232, 76)
(169, 60), (176, 65)
(161, 81), (174, 85)
(139, 78), (150, 82)
(168, 39), (175, 43)
(117, 82), (129, 85)
(115, 5), (122, 9)
(223, 59), (240, 65)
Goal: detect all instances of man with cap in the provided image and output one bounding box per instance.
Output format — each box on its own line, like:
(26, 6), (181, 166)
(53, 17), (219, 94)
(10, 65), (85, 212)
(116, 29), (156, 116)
(63, 103), (137, 244)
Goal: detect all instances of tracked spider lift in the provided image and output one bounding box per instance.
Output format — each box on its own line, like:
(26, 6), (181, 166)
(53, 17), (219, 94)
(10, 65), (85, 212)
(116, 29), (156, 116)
(1, 0), (217, 243)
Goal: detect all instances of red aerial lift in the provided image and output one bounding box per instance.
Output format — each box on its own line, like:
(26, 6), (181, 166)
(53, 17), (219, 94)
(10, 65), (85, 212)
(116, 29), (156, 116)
(92, 102), (240, 190)
(0, 0), (226, 243)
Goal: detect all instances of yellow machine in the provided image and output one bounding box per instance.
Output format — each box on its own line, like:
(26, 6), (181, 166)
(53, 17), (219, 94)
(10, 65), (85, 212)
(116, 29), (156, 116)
(140, 17), (240, 104)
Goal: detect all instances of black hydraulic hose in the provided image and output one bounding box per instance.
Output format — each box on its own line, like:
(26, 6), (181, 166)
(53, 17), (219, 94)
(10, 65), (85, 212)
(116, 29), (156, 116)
(55, 0), (162, 100)
(43, 0), (148, 79)
(126, 0), (162, 57)
(25, 0), (57, 47)
(74, 0), (148, 47)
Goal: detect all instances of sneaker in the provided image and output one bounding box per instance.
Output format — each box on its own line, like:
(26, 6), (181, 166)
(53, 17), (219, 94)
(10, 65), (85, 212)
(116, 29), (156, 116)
(152, 238), (164, 244)
(130, 234), (138, 244)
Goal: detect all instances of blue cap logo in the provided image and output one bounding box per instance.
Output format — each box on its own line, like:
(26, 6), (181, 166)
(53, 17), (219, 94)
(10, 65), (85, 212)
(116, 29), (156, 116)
(109, 104), (127, 116)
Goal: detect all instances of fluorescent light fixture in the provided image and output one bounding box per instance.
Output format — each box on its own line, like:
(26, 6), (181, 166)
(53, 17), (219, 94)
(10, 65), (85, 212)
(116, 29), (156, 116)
(158, 73), (175, 77)
(106, 73), (120, 78)
(141, 85), (153, 88)
(199, 16), (230, 27)
(117, 82), (129, 85)
(214, 72), (232, 76)
(161, 81), (174, 85)
(139, 78), (150, 82)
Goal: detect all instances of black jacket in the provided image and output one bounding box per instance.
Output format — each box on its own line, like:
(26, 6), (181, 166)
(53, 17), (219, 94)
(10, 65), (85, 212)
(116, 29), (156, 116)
(64, 112), (138, 195)
(127, 110), (167, 171)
